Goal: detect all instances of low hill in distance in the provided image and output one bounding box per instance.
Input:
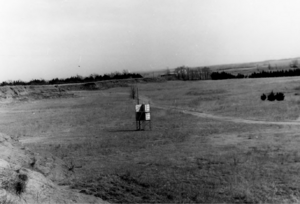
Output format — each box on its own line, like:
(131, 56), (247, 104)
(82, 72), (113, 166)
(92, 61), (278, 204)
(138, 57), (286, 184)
(141, 56), (300, 77)
(0, 77), (166, 103)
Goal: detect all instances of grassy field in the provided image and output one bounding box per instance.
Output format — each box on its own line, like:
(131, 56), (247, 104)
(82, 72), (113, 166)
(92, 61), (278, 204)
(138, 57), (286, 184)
(139, 77), (300, 121)
(1, 77), (300, 203)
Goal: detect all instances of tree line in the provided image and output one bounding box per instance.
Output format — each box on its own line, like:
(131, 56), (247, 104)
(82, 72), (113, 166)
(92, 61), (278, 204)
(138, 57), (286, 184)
(0, 72), (143, 86)
(248, 69), (300, 78)
(210, 68), (300, 80)
(169, 65), (300, 80)
(172, 66), (212, 80)
(171, 66), (244, 80)
(210, 72), (245, 80)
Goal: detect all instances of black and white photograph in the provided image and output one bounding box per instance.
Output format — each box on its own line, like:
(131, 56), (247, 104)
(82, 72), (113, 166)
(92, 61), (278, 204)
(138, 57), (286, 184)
(1, 0), (300, 203)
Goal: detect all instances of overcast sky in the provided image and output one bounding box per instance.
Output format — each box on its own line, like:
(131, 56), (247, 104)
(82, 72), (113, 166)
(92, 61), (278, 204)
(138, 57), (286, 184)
(1, 0), (300, 81)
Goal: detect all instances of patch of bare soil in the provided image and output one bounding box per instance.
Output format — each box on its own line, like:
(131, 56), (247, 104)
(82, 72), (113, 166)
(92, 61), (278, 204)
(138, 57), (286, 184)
(58, 77), (166, 91)
(0, 85), (74, 102)
(0, 133), (107, 204)
(0, 86), (108, 203)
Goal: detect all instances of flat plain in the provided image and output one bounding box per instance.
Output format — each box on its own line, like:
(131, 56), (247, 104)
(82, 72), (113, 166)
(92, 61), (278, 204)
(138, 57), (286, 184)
(2, 77), (300, 203)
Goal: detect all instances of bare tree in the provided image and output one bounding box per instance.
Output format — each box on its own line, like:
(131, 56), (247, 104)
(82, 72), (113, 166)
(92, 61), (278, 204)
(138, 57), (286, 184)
(174, 66), (186, 80)
(202, 67), (211, 79)
(174, 66), (211, 80)
(166, 68), (171, 75)
(290, 60), (299, 68)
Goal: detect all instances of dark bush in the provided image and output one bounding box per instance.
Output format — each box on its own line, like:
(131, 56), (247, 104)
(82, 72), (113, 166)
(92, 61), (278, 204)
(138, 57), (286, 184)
(275, 92), (285, 101)
(267, 91), (276, 101)
(211, 71), (244, 80)
(15, 174), (28, 195)
(261, 94), (266, 101)
(15, 181), (26, 195)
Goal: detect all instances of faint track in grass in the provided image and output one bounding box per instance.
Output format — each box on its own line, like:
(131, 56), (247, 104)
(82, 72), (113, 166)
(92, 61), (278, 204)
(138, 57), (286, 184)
(20, 91), (300, 146)
(133, 90), (300, 126)
(154, 105), (300, 125)
(137, 94), (294, 125)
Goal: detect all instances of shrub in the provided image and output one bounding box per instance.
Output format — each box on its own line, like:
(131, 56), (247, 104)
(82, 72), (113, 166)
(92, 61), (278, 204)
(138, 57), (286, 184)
(261, 94), (266, 101)
(275, 92), (285, 101)
(14, 174), (28, 195)
(1, 168), (28, 196)
(130, 86), (137, 99)
(15, 181), (25, 195)
(267, 91), (276, 101)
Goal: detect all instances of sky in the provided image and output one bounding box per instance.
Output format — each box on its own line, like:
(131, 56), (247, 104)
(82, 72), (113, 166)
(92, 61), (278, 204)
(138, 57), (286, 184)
(1, 0), (300, 81)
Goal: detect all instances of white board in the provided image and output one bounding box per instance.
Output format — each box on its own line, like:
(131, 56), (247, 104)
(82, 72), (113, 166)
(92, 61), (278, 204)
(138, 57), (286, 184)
(145, 113), (151, 120)
(135, 104), (142, 112)
(144, 104), (150, 112)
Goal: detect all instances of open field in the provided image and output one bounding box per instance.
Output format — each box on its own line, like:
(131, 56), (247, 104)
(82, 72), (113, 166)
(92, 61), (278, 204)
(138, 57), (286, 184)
(2, 77), (300, 202)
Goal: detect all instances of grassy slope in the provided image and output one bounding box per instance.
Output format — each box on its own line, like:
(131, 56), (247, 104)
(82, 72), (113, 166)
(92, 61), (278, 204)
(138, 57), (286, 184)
(1, 78), (300, 202)
(140, 77), (300, 121)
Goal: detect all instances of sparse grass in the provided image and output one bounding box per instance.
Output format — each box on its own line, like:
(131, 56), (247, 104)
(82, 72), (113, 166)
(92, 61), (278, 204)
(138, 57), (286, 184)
(1, 78), (300, 202)
(0, 195), (15, 204)
(69, 144), (300, 203)
(138, 78), (300, 121)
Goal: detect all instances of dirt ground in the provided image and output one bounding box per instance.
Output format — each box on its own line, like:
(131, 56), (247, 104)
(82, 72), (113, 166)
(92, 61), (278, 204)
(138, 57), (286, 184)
(2, 77), (300, 203)
(0, 87), (107, 203)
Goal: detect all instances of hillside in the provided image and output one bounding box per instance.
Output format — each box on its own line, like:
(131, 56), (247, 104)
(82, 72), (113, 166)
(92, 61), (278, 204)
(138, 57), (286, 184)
(0, 78), (167, 203)
(3, 77), (300, 203)
(0, 132), (107, 203)
(0, 85), (72, 102)
(0, 77), (166, 102)
(0, 85), (110, 203)
(141, 56), (300, 77)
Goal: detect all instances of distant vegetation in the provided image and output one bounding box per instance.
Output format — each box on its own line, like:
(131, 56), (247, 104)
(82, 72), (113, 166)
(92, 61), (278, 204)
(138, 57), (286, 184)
(261, 93), (267, 101)
(164, 66), (212, 80)
(211, 72), (245, 80)
(248, 69), (300, 78)
(0, 72), (143, 86)
(170, 66), (243, 80)
(261, 91), (285, 101)
(5, 63), (300, 86)
(168, 60), (300, 80)
(211, 68), (300, 80)
(169, 65), (300, 80)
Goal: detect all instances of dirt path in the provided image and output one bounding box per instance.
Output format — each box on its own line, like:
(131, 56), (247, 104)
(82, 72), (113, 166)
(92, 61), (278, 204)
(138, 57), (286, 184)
(111, 89), (300, 126)
(136, 94), (300, 126)
(19, 92), (300, 146)
(155, 105), (300, 126)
